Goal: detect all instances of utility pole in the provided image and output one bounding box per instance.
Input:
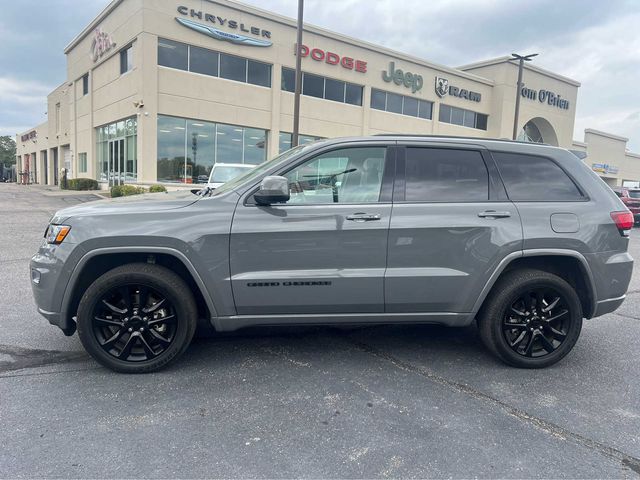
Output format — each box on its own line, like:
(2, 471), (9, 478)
(292, 0), (304, 147)
(511, 52), (538, 140)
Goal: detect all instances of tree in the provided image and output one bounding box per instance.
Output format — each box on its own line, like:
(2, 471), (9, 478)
(0, 136), (17, 167)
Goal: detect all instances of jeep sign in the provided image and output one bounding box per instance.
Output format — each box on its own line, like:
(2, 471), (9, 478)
(382, 62), (423, 93)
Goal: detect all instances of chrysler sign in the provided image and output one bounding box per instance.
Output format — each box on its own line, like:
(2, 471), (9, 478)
(176, 6), (272, 47)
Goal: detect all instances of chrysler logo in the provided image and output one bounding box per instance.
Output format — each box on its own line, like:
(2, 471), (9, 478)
(176, 18), (273, 47)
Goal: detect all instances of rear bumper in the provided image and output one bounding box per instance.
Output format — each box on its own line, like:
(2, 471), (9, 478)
(592, 295), (626, 318)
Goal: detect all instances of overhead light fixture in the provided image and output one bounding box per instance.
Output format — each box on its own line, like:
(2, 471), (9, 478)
(192, 123), (204, 127)
(159, 129), (171, 133)
(174, 126), (185, 130)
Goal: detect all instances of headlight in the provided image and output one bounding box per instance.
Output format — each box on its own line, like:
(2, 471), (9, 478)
(45, 225), (71, 244)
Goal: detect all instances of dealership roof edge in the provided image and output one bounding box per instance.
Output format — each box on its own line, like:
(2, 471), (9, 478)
(458, 56), (581, 88)
(584, 128), (629, 142)
(64, 0), (494, 86)
(64, 0), (123, 54)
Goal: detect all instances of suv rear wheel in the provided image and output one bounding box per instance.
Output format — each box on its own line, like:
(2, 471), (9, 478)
(77, 263), (197, 373)
(478, 269), (583, 368)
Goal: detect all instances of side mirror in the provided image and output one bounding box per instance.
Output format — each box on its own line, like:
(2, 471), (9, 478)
(254, 176), (290, 205)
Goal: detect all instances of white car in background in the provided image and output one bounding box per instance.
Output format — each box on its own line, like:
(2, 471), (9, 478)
(207, 163), (255, 188)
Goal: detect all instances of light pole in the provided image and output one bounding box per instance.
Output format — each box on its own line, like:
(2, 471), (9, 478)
(511, 52), (538, 140)
(292, 0), (304, 147)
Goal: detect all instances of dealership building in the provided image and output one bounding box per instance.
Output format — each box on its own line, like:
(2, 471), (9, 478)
(14, 0), (640, 188)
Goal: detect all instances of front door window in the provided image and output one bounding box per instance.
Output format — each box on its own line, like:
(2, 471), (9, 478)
(285, 147), (387, 204)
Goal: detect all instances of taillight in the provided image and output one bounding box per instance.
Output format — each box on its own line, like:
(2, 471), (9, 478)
(611, 211), (634, 236)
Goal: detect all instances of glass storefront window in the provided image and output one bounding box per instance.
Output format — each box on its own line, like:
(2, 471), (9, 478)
(157, 115), (268, 183)
(187, 120), (215, 183)
(278, 132), (324, 154)
(96, 117), (137, 183)
(244, 128), (267, 165)
(158, 116), (187, 183)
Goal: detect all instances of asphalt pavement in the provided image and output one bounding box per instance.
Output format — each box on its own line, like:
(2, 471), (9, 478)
(1, 182), (639, 478)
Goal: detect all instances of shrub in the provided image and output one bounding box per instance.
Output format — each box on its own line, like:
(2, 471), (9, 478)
(111, 184), (147, 197)
(65, 178), (99, 191)
(149, 184), (167, 193)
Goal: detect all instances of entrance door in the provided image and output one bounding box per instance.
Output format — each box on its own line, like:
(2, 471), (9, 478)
(230, 145), (395, 315)
(108, 138), (125, 186)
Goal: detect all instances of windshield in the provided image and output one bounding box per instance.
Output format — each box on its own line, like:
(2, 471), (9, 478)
(211, 144), (309, 196)
(629, 190), (640, 199)
(210, 165), (253, 183)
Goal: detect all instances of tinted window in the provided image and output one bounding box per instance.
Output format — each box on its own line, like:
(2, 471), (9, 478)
(247, 60), (271, 87)
(386, 93), (403, 114)
(476, 113), (488, 130)
(286, 147), (387, 204)
(158, 38), (188, 70)
(629, 190), (640, 199)
(403, 96), (419, 116)
(324, 78), (345, 102)
(120, 46), (133, 74)
(345, 83), (363, 106)
(281, 67), (295, 92)
(82, 74), (89, 95)
(493, 152), (584, 201)
(418, 100), (432, 119)
(189, 46), (218, 77)
(370, 89), (386, 110)
(439, 104), (451, 122)
(220, 53), (246, 82)
(405, 148), (489, 202)
(303, 73), (324, 98)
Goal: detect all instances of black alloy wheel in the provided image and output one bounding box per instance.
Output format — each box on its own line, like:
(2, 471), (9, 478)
(478, 268), (583, 368)
(502, 288), (570, 358)
(77, 263), (197, 373)
(92, 284), (177, 362)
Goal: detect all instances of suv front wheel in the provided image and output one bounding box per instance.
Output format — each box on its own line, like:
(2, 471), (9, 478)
(77, 263), (197, 373)
(478, 269), (583, 368)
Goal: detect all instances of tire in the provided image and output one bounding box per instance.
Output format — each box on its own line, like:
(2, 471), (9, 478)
(77, 263), (197, 373)
(478, 268), (583, 368)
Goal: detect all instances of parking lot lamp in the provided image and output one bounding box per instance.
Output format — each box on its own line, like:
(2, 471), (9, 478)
(511, 52), (538, 140)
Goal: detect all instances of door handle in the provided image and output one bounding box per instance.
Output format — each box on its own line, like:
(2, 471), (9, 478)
(346, 213), (381, 222)
(478, 210), (511, 218)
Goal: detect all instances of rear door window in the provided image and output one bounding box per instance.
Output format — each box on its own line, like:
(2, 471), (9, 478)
(492, 152), (584, 201)
(404, 148), (489, 202)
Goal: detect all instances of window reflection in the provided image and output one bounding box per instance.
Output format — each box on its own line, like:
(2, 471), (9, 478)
(157, 115), (268, 183)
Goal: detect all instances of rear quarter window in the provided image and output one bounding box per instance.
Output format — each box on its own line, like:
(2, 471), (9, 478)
(492, 152), (585, 201)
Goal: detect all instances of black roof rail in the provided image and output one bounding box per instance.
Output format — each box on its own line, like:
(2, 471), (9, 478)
(372, 133), (550, 146)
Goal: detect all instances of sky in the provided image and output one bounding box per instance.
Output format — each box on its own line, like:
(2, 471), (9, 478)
(1, 0), (639, 150)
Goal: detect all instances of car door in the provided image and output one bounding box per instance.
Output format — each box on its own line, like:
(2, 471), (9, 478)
(385, 143), (523, 313)
(230, 143), (395, 315)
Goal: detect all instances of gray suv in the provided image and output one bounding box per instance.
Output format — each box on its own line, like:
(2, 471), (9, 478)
(30, 136), (634, 373)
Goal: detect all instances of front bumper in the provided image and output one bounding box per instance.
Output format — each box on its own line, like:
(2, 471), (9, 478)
(30, 241), (78, 335)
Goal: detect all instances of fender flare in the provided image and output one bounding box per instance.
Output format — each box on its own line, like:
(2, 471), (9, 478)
(61, 246), (218, 325)
(471, 249), (597, 318)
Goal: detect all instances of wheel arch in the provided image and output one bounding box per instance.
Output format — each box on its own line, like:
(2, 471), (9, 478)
(473, 250), (597, 319)
(62, 247), (217, 334)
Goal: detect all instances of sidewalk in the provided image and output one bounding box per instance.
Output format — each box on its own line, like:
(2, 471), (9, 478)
(11, 183), (108, 199)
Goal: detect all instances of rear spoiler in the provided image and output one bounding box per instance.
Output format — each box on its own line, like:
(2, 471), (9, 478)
(569, 150), (588, 160)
